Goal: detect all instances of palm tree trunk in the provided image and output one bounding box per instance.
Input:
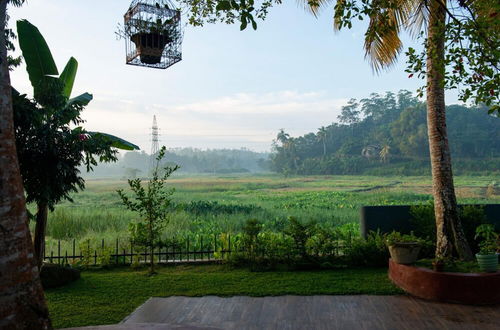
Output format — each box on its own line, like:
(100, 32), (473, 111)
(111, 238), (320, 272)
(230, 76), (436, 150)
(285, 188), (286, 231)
(426, 0), (473, 261)
(34, 202), (49, 269)
(0, 1), (52, 328)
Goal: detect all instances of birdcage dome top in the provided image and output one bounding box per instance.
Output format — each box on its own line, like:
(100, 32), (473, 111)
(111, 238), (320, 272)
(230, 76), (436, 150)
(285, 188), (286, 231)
(128, 0), (177, 10)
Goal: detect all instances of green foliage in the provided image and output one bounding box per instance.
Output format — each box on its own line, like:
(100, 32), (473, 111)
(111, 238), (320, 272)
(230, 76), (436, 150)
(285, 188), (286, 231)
(475, 224), (499, 255)
(385, 231), (427, 246)
(16, 19), (59, 96)
(98, 246), (114, 268)
(178, 200), (262, 215)
(284, 217), (316, 259)
(13, 19), (138, 210)
(117, 146), (179, 273)
(415, 258), (480, 273)
(344, 231), (389, 267)
(269, 92), (499, 176)
(405, 2), (499, 114)
(77, 239), (93, 269)
(410, 204), (489, 253)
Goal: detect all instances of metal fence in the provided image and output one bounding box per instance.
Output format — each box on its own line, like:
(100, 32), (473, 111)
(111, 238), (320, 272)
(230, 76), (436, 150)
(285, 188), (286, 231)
(44, 235), (234, 266)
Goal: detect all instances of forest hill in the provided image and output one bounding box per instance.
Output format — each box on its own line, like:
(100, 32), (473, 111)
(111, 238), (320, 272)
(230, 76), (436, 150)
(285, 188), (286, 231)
(270, 90), (499, 176)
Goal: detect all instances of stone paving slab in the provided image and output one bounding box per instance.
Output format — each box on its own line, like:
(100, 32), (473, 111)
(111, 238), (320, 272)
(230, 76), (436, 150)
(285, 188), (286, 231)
(66, 295), (500, 330)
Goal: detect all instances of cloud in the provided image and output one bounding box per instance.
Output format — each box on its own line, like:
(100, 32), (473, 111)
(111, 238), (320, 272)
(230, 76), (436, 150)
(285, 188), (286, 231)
(79, 90), (348, 152)
(153, 90), (345, 115)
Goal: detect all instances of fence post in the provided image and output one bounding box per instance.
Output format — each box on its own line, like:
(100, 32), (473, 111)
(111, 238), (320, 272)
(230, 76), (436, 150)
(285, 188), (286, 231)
(187, 236), (190, 261)
(201, 236), (204, 260)
(193, 236), (196, 261)
(72, 239), (76, 262)
(57, 240), (61, 265)
(115, 238), (119, 264)
(130, 241), (134, 264)
(214, 234), (217, 260)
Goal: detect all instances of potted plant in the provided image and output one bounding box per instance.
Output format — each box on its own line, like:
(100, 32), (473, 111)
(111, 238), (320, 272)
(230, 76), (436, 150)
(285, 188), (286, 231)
(386, 231), (424, 265)
(130, 17), (179, 64)
(475, 224), (499, 273)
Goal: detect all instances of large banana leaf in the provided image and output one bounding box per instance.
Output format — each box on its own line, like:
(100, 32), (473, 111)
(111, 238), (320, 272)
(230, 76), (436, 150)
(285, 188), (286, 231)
(17, 19), (58, 93)
(88, 132), (140, 151)
(68, 93), (93, 107)
(59, 57), (78, 99)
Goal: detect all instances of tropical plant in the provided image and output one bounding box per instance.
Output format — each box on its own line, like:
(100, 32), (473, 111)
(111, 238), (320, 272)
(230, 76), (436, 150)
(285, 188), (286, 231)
(317, 126), (328, 157)
(14, 19), (139, 269)
(379, 145), (391, 163)
(385, 231), (426, 247)
(117, 147), (179, 275)
(0, 1), (51, 328)
(475, 224), (498, 255)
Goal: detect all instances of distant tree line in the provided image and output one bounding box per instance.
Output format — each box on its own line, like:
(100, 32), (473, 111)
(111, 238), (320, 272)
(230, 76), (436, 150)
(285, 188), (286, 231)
(271, 90), (500, 176)
(84, 148), (270, 178)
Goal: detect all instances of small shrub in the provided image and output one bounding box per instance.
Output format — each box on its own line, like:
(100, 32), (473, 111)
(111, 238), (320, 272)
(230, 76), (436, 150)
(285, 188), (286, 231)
(77, 239), (93, 268)
(344, 231), (389, 267)
(98, 246), (114, 268)
(284, 217), (316, 259)
(40, 264), (80, 289)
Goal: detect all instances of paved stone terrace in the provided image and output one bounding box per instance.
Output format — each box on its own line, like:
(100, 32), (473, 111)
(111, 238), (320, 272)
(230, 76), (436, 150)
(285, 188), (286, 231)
(67, 295), (500, 330)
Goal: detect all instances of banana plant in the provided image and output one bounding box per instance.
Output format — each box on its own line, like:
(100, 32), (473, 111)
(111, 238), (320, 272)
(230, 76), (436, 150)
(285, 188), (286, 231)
(17, 19), (139, 151)
(16, 19), (139, 269)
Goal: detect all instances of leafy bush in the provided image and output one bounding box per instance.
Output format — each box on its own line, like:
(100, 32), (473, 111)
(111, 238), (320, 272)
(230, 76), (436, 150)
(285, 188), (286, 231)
(410, 204), (488, 253)
(220, 219), (396, 270)
(344, 231), (389, 267)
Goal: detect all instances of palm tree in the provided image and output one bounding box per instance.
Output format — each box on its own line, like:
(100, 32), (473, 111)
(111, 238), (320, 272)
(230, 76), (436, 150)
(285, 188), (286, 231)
(317, 126), (328, 157)
(303, 0), (473, 260)
(276, 128), (290, 147)
(380, 145), (391, 163)
(0, 0), (52, 328)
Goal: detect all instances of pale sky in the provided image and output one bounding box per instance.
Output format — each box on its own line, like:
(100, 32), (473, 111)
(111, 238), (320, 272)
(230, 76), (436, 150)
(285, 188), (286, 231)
(8, 0), (457, 152)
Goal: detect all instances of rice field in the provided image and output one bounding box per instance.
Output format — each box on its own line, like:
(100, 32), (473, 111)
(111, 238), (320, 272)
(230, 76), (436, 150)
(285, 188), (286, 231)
(34, 174), (499, 254)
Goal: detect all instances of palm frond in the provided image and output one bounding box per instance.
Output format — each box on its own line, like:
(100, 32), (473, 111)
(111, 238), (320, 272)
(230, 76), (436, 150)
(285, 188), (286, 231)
(364, 6), (403, 72)
(364, 0), (427, 72)
(297, 0), (334, 18)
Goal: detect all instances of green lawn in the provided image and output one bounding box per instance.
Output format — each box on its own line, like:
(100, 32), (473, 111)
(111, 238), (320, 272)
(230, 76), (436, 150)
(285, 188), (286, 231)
(45, 264), (402, 329)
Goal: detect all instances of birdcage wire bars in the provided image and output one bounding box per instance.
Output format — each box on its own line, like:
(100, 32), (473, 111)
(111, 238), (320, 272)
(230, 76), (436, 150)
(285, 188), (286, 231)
(122, 0), (183, 69)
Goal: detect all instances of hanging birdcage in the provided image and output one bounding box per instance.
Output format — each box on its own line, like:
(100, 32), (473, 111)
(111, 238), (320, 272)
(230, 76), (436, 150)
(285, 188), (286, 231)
(122, 0), (183, 69)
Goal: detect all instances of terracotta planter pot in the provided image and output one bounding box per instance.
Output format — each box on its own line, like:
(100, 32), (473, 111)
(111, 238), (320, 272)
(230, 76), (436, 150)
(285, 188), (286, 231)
(131, 32), (173, 64)
(388, 242), (421, 264)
